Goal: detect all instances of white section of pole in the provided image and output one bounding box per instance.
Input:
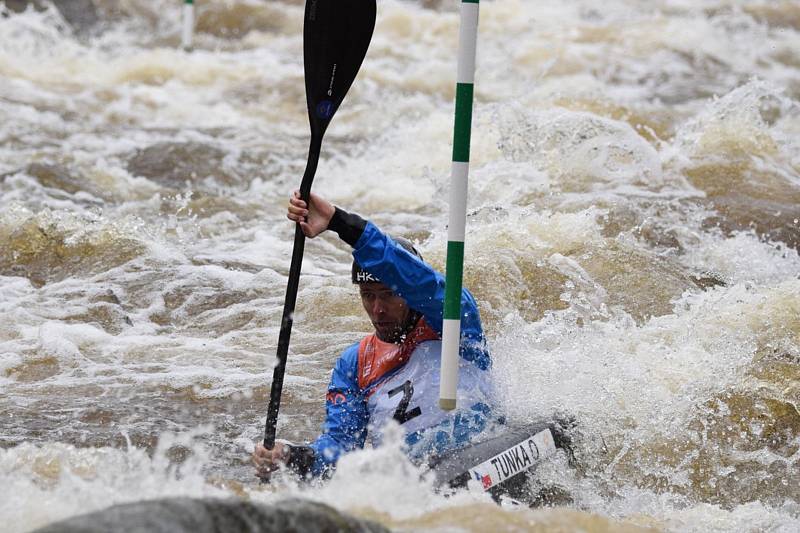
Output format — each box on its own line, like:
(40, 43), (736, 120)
(439, 318), (462, 410)
(456, 3), (479, 84)
(181, 1), (195, 51)
(447, 161), (470, 242)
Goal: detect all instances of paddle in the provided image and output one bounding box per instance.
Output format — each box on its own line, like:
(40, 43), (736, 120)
(263, 0), (377, 450)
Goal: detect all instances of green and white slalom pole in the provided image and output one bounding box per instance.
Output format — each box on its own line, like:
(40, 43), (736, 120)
(181, 0), (194, 51)
(440, 0), (479, 411)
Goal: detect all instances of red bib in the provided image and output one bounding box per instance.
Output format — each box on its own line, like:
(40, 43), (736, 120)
(357, 319), (439, 390)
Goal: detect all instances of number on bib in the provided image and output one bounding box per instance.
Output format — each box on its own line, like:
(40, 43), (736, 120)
(387, 380), (421, 424)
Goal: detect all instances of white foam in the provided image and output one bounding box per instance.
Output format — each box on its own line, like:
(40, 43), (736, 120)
(0, 429), (230, 533)
(2, 0), (799, 530)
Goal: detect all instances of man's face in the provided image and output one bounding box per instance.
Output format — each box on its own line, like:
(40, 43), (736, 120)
(358, 282), (413, 343)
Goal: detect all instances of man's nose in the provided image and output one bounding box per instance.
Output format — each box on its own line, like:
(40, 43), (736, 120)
(371, 298), (386, 315)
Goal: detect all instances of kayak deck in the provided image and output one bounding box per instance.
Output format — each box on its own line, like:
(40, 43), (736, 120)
(427, 419), (576, 504)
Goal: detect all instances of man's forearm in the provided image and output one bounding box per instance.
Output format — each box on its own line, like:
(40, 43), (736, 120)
(327, 207), (367, 247)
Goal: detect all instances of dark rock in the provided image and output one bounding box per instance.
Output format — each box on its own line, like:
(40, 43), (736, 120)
(53, 0), (98, 29)
(686, 163), (800, 251)
(26, 162), (99, 196)
(701, 195), (800, 251)
(2, 0), (34, 13)
(0, 214), (145, 287)
(195, 2), (288, 38)
(127, 142), (240, 190)
(1, 163), (106, 203)
(31, 497), (389, 533)
(689, 272), (728, 290)
(2, 0), (98, 31)
(599, 203), (684, 251)
(744, 2), (800, 30)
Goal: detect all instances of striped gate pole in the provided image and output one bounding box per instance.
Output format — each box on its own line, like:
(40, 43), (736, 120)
(182, 0), (195, 51)
(439, 0), (479, 411)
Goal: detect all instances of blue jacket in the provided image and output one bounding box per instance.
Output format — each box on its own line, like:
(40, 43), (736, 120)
(308, 222), (491, 476)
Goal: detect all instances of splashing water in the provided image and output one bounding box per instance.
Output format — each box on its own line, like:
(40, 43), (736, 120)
(1, 0), (799, 531)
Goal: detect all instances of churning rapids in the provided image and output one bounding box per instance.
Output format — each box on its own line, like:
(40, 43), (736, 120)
(1, 0), (799, 531)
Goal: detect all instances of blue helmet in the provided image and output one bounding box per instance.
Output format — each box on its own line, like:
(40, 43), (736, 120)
(351, 236), (422, 284)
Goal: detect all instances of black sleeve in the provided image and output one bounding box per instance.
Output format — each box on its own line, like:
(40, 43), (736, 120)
(328, 206), (367, 247)
(286, 444), (316, 479)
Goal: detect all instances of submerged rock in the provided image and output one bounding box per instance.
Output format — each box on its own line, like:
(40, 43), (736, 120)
(9, 163), (108, 201)
(744, 2), (800, 30)
(24, 163), (85, 194)
(53, 0), (98, 29)
(32, 497), (389, 533)
(701, 194), (800, 251)
(0, 210), (145, 287)
(127, 142), (240, 190)
(2, 0), (98, 31)
(195, 1), (289, 38)
(2, 0), (36, 13)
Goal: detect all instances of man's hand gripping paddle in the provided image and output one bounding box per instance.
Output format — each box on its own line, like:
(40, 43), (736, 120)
(263, 0), (377, 453)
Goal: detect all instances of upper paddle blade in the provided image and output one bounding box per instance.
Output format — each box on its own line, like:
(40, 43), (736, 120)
(304, 0), (377, 138)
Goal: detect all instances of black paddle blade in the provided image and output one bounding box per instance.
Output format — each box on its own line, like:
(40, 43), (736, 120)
(304, 0), (377, 140)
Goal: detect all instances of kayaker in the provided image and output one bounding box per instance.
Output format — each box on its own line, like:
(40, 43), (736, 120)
(253, 191), (494, 480)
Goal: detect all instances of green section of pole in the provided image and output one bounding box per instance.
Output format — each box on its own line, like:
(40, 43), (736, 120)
(443, 241), (465, 320)
(440, 0), (479, 411)
(452, 83), (474, 163)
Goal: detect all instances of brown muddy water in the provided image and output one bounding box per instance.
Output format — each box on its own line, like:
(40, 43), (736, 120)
(1, 0), (799, 531)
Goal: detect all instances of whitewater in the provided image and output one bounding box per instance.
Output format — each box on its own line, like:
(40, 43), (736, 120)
(1, 0), (799, 531)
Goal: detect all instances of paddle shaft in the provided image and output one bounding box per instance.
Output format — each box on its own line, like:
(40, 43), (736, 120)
(263, 135), (321, 449)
